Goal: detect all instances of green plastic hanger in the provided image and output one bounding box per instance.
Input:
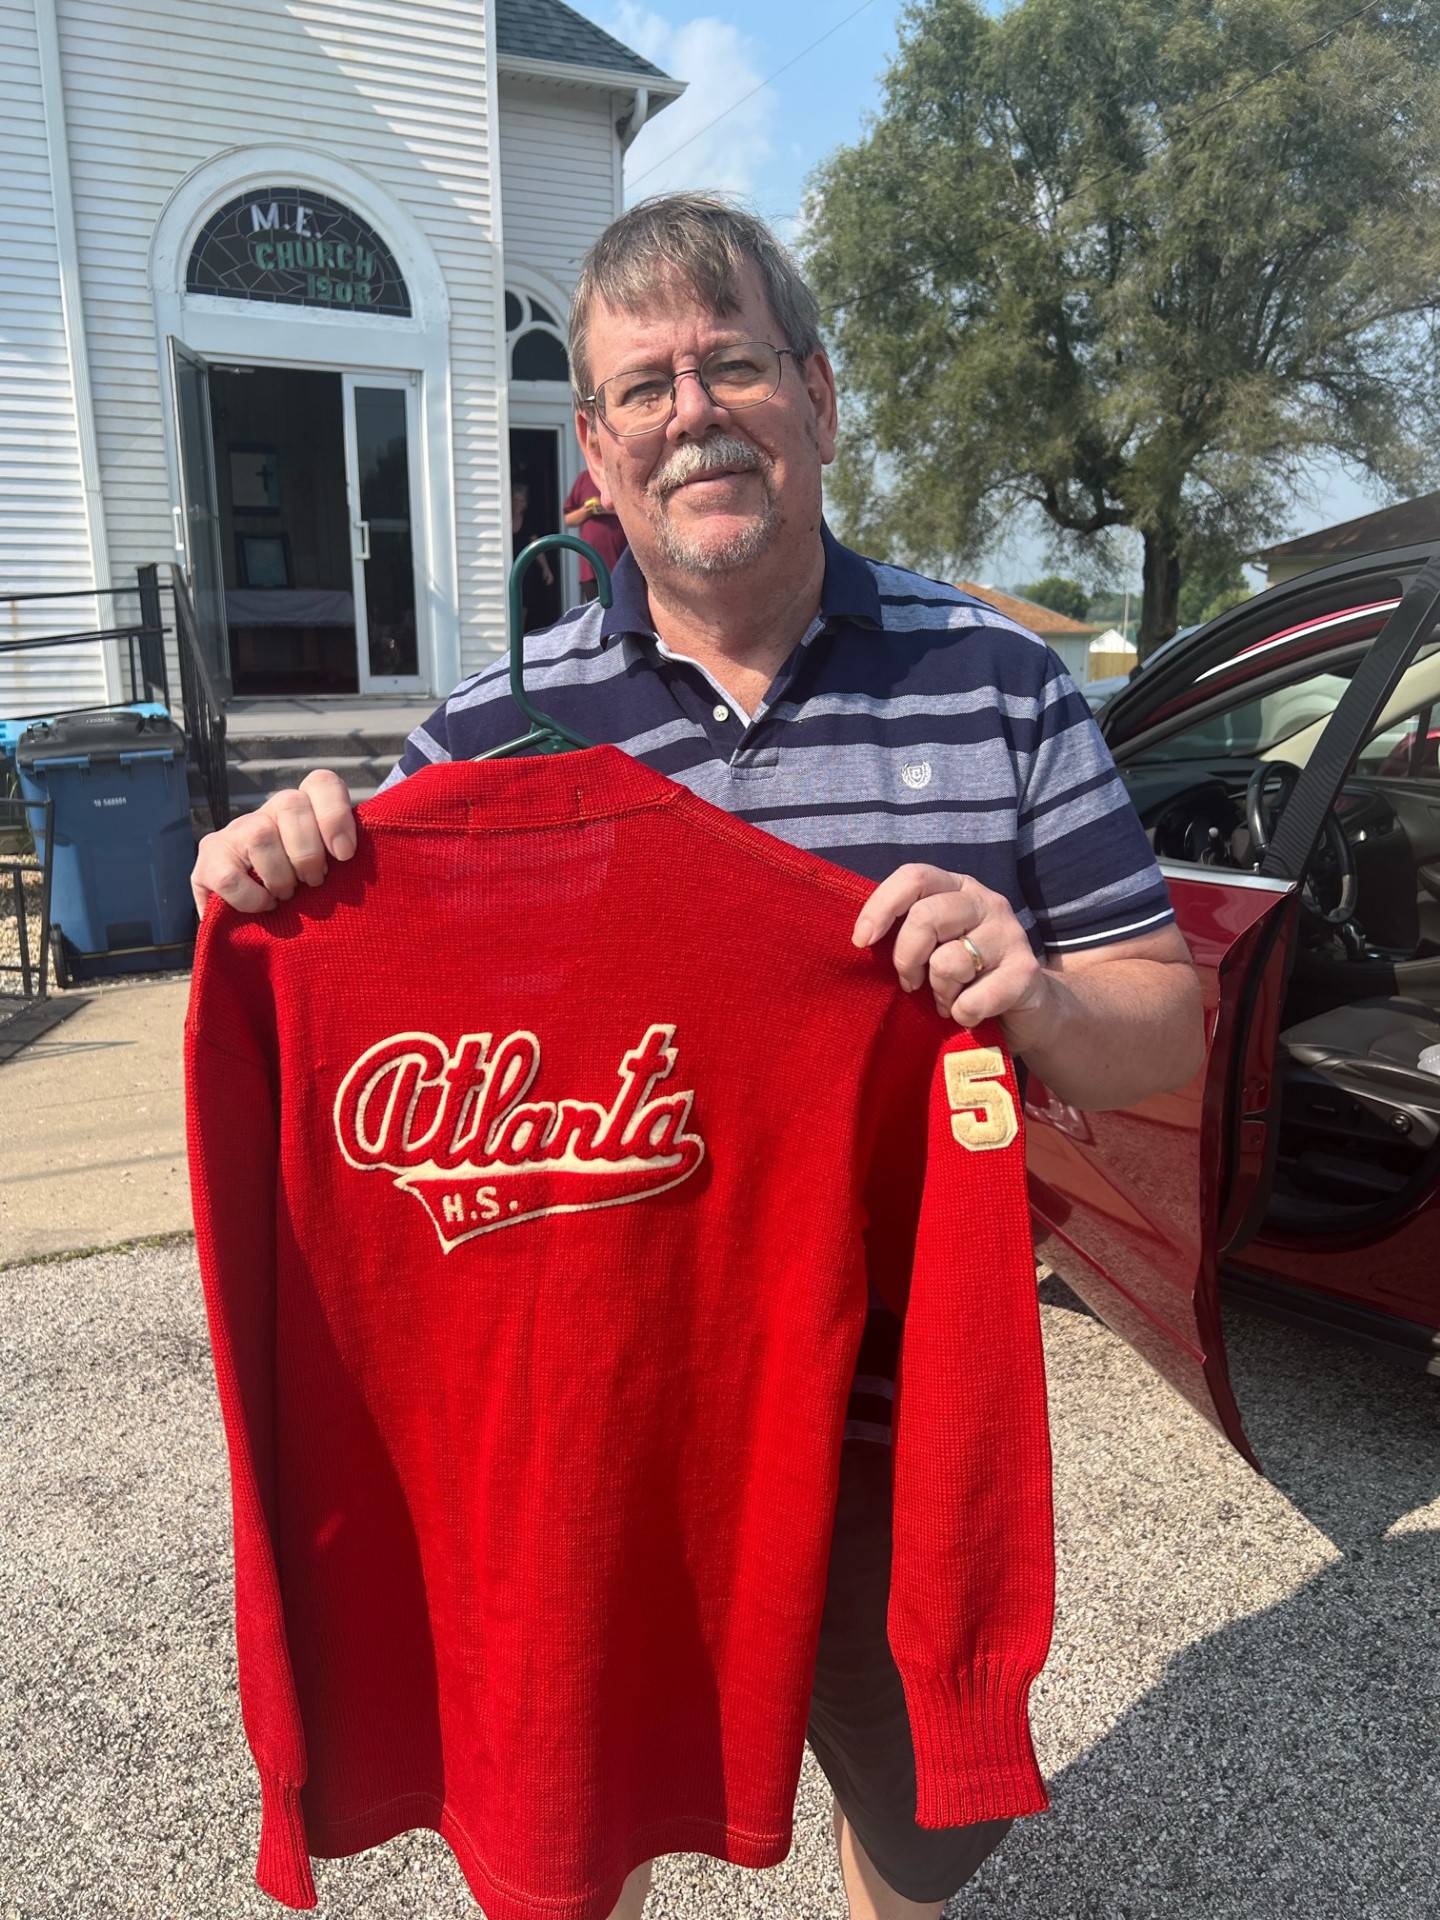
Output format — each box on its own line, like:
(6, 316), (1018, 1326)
(477, 534), (614, 759)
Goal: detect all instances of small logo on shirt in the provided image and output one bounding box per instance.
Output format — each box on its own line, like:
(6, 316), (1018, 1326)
(901, 761), (933, 790)
(333, 1024), (706, 1250)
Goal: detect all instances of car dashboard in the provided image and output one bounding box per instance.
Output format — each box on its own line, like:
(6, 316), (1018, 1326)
(1122, 762), (1260, 870)
(1122, 761), (1400, 872)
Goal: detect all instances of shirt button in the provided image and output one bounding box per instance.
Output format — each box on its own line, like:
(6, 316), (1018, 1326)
(712, 703), (730, 722)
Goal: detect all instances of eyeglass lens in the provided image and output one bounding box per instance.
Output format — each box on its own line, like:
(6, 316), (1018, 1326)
(599, 342), (783, 434)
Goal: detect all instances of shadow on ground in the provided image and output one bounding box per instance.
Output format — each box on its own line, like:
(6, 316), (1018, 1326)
(4, 1246), (1435, 1918)
(967, 1284), (1439, 1920)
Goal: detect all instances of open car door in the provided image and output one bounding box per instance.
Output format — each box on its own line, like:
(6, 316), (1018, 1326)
(1027, 870), (1298, 1467)
(1028, 546), (1440, 1466)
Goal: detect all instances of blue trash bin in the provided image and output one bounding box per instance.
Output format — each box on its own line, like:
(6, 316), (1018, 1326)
(16, 709), (196, 983)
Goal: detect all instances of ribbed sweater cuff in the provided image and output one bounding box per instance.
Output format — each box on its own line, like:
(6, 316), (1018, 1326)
(899, 1664), (1050, 1829)
(256, 1771), (317, 1909)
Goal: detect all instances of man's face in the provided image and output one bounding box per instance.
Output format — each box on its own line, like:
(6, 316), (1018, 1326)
(576, 262), (838, 584)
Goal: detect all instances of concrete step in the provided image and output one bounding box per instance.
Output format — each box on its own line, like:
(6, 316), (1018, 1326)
(226, 786), (383, 815)
(225, 753), (393, 809)
(223, 727), (414, 766)
(186, 699), (436, 826)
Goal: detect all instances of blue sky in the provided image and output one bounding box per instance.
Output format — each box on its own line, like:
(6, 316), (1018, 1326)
(601, 0), (1384, 590)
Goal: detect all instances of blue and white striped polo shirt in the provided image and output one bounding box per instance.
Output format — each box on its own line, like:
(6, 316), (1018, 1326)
(382, 524), (1173, 1442)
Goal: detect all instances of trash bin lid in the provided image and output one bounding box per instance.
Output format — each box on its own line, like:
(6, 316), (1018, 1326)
(16, 707), (184, 770)
(0, 716), (49, 755)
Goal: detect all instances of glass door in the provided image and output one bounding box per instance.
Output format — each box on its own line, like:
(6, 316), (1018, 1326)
(168, 337), (232, 699)
(343, 373), (425, 693)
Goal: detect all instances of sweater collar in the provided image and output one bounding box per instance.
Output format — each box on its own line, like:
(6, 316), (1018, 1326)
(360, 745), (680, 830)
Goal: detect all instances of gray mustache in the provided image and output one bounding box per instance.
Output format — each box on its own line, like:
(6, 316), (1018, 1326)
(653, 436), (767, 497)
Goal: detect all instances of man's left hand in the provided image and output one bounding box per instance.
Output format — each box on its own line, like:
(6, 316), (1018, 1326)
(852, 863), (1053, 1039)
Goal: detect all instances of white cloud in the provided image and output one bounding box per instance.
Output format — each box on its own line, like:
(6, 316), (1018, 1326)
(602, 6), (777, 203)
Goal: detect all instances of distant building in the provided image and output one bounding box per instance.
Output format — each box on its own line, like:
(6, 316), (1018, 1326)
(1258, 492), (1440, 587)
(952, 581), (1101, 682)
(1087, 629), (1138, 680)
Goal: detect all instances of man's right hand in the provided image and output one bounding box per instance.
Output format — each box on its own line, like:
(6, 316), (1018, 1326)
(190, 769), (357, 917)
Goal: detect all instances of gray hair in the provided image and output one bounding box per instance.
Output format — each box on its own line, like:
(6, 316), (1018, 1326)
(568, 192), (823, 408)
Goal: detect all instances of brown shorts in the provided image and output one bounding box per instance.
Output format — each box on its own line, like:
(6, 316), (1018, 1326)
(805, 1439), (1013, 1904)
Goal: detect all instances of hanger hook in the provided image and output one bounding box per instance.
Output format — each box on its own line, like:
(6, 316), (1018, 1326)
(486, 534), (614, 757)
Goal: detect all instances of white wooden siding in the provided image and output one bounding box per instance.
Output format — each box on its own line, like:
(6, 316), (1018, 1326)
(0, 0), (105, 717)
(499, 78), (618, 308)
(55, 0), (505, 687)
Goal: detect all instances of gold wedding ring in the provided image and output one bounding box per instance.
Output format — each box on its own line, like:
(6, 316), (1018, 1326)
(960, 933), (987, 977)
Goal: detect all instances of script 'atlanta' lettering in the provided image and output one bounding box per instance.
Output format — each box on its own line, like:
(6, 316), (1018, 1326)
(333, 1024), (705, 1250)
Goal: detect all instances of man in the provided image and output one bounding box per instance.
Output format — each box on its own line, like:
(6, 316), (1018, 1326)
(191, 194), (1203, 1920)
(562, 463), (629, 600)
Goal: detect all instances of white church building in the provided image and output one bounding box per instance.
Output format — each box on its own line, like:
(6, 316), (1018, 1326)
(1, 0), (682, 716)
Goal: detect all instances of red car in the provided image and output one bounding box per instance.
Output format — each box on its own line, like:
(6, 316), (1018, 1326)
(1028, 541), (1440, 1465)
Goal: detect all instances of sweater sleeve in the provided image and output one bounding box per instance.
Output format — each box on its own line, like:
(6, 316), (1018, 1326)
(185, 952), (317, 1909)
(870, 1020), (1054, 1829)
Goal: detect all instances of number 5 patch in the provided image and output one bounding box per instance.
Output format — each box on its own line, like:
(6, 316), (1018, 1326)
(943, 1047), (1019, 1152)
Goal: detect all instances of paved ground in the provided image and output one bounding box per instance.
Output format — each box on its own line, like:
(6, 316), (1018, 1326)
(0, 976), (190, 1265)
(2, 1244), (1435, 1918)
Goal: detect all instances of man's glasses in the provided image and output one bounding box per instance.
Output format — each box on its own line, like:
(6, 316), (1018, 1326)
(586, 341), (798, 438)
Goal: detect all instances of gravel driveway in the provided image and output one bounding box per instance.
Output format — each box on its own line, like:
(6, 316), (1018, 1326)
(2, 1244), (1435, 1918)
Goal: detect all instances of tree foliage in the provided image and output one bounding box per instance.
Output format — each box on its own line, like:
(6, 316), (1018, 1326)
(1177, 552), (1252, 626)
(804, 0), (1440, 654)
(1017, 574), (1091, 620)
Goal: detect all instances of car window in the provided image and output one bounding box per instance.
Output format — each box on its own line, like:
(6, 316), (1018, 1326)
(1356, 703), (1440, 780)
(1141, 667), (1355, 763)
(1134, 639), (1440, 768)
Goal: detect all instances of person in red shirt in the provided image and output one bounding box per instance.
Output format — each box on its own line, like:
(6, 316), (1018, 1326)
(563, 466), (629, 600)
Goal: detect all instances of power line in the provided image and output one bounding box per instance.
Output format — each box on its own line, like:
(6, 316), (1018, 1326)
(627, 0), (884, 190)
(821, 0), (1390, 322)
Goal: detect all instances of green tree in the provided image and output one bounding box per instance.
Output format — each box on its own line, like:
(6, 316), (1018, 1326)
(1017, 574), (1091, 620)
(1177, 551), (1252, 627)
(804, 0), (1440, 656)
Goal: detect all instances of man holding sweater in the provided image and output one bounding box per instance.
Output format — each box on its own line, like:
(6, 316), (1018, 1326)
(190, 193), (1203, 1920)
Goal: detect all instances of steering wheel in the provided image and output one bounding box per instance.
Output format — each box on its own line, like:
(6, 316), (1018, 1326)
(1246, 760), (1357, 926)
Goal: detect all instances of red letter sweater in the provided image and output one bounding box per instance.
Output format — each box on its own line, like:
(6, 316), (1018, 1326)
(184, 747), (1054, 1919)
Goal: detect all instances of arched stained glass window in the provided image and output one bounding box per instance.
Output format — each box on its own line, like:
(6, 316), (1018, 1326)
(513, 330), (568, 381)
(187, 187), (411, 316)
(506, 289), (569, 384)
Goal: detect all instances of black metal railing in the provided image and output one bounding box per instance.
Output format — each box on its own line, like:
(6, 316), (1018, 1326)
(134, 565), (169, 707)
(0, 792), (54, 1001)
(0, 579), (167, 719)
(1, 566), (232, 834)
(172, 566), (230, 829)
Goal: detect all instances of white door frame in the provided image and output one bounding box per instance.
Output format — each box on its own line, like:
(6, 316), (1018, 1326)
(343, 372), (426, 695)
(509, 389), (584, 607)
(150, 146), (460, 699)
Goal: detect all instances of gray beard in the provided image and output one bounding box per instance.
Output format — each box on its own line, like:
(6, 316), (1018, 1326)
(650, 492), (782, 573)
(647, 434), (781, 574)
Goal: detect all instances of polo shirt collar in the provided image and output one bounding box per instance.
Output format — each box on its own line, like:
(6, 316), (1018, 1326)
(598, 520), (882, 641)
(818, 521), (882, 628)
(598, 546), (655, 640)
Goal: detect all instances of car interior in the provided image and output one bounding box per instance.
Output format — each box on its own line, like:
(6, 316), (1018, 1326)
(1118, 630), (1440, 1236)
